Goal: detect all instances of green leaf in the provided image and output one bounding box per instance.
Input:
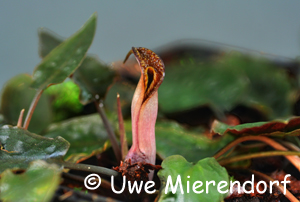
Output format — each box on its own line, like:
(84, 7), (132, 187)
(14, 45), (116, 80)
(38, 28), (63, 58)
(0, 125), (69, 173)
(31, 12), (97, 90)
(159, 53), (294, 119)
(159, 59), (247, 115)
(0, 160), (61, 202)
(0, 74), (52, 133)
(44, 114), (109, 162)
(124, 120), (234, 162)
(226, 54), (295, 118)
(155, 122), (234, 161)
(211, 117), (300, 137)
(72, 56), (116, 104)
(158, 155), (229, 202)
(38, 23), (116, 104)
(44, 80), (83, 122)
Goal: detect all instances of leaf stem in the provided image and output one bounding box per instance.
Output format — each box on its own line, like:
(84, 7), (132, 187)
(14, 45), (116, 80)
(218, 150), (300, 166)
(249, 169), (299, 202)
(279, 140), (300, 152)
(214, 136), (300, 172)
(23, 89), (44, 129)
(94, 100), (121, 163)
(17, 109), (25, 128)
(54, 160), (119, 177)
(117, 94), (128, 160)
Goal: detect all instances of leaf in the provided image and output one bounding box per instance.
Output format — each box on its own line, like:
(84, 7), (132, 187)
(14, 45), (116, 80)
(124, 120), (234, 162)
(0, 74), (52, 133)
(0, 125), (69, 173)
(228, 54), (295, 118)
(158, 53), (294, 119)
(211, 116), (300, 137)
(158, 155), (229, 202)
(38, 28), (63, 58)
(43, 114), (109, 162)
(159, 59), (247, 114)
(38, 24), (116, 104)
(30, 12), (97, 90)
(72, 56), (116, 104)
(0, 160), (61, 202)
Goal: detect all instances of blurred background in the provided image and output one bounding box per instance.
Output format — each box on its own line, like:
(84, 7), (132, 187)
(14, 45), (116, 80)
(2, 2), (300, 201)
(1, 1), (300, 88)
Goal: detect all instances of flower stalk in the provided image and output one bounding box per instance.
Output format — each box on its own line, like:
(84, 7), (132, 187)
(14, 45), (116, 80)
(117, 93), (128, 160)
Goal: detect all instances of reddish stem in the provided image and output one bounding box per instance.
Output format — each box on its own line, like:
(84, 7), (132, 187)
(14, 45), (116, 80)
(218, 150), (300, 166)
(94, 101), (121, 163)
(23, 89), (43, 130)
(17, 109), (25, 128)
(117, 94), (128, 160)
(214, 136), (300, 172)
(250, 169), (299, 202)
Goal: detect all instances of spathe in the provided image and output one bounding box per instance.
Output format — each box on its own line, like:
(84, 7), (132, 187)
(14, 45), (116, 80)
(124, 47), (165, 179)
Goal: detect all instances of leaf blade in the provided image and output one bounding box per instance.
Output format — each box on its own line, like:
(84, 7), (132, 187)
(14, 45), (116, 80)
(211, 117), (300, 137)
(0, 160), (61, 202)
(43, 114), (109, 162)
(37, 22), (116, 104)
(31, 12), (97, 90)
(158, 155), (229, 202)
(0, 125), (69, 173)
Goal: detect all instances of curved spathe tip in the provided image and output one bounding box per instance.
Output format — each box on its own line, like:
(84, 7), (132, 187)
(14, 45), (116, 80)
(124, 47), (165, 103)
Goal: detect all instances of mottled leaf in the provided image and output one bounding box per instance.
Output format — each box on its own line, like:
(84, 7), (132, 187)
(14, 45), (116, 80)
(0, 74), (52, 133)
(31, 13), (97, 90)
(211, 116), (300, 137)
(0, 160), (61, 202)
(158, 155), (229, 202)
(124, 120), (234, 162)
(0, 125), (69, 173)
(44, 114), (108, 162)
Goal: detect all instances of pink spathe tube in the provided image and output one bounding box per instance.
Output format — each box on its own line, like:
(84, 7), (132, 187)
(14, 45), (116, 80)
(124, 47), (165, 180)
